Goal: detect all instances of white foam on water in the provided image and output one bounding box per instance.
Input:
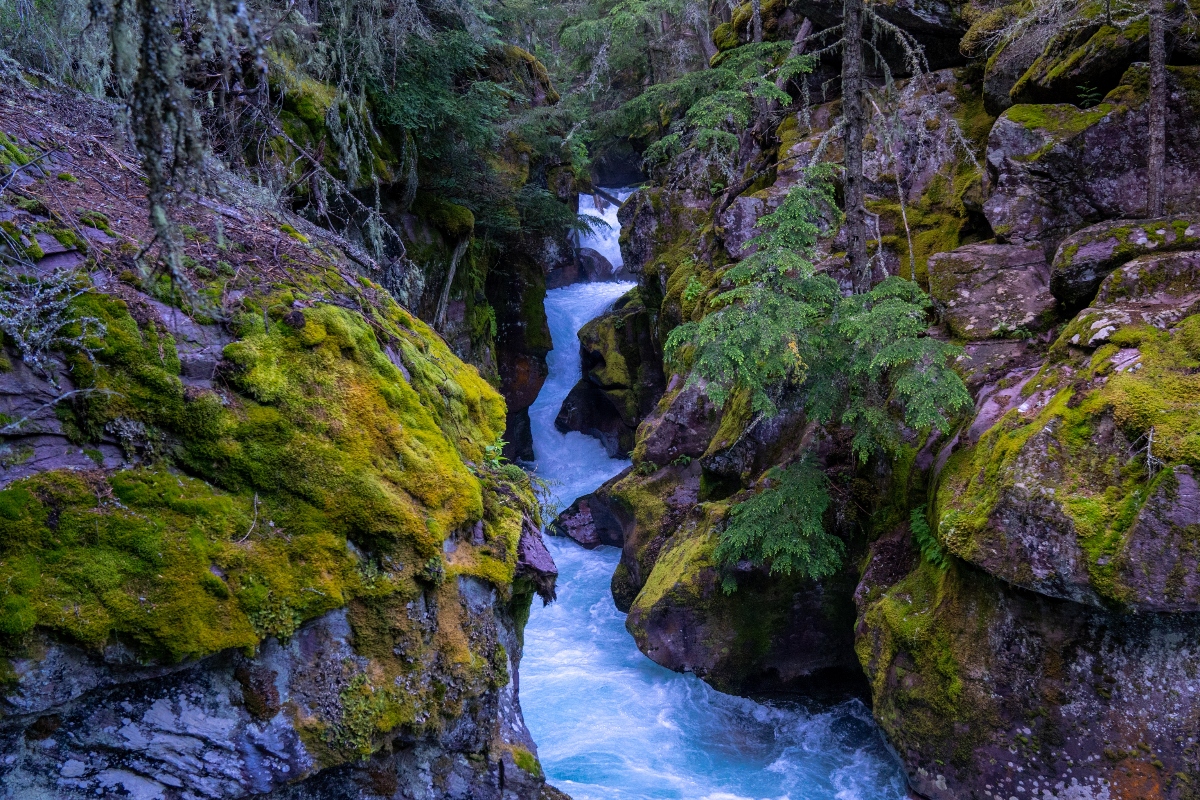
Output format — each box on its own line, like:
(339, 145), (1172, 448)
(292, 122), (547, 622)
(577, 189), (634, 270)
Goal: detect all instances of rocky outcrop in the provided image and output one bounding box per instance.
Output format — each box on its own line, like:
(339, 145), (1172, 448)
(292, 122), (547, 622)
(930, 242), (1056, 339)
(857, 235), (1200, 796)
(545, 247), (630, 289)
(625, 508), (862, 694)
(555, 288), (666, 457)
(984, 65), (1200, 255)
(2, 584), (543, 800)
(858, 559), (1200, 800)
(632, 377), (723, 467)
(0, 81), (557, 800)
(1051, 215), (1200, 310)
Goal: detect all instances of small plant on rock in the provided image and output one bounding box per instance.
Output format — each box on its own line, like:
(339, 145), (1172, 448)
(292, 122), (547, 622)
(0, 266), (104, 388)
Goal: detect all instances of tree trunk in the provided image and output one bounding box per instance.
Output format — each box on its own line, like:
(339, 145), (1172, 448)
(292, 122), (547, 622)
(1147, 0), (1167, 217)
(842, 0), (870, 290)
(751, 0), (763, 43)
(434, 237), (470, 333)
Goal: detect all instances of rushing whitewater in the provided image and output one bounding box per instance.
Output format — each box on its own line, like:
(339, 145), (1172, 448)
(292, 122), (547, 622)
(521, 277), (909, 800)
(577, 190), (632, 270)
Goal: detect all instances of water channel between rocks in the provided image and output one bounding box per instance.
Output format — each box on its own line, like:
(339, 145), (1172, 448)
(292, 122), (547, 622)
(519, 193), (909, 800)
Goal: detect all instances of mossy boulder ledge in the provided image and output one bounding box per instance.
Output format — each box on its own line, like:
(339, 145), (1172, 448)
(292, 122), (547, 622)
(0, 80), (560, 800)
(857, 250), (1200, 798)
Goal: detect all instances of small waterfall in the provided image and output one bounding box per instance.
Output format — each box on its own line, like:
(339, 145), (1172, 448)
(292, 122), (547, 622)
(520, 192), (908, 800)
(577, 189), (633, 271)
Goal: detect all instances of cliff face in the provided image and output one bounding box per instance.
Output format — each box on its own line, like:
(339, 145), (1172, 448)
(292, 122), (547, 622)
(549, 5), (1200, 797)
(0, 75), (558, 799)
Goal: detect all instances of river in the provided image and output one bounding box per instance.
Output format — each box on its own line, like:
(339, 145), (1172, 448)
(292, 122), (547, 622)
(518, 256), (910, 800)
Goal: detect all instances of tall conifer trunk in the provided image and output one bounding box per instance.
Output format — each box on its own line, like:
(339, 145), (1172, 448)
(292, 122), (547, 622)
(1148, 0), (1167, 216)
(842, 0), (870, 290)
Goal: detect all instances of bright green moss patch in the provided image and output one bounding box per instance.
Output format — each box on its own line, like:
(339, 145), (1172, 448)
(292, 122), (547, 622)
(0, 268), (517, 663)
(0, 468), (361, 660)
(279, 223), (309, 244)
(937, 313), (1200, 603)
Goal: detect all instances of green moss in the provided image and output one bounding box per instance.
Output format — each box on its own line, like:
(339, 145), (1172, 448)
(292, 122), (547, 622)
(712, 22), (739, 52)
(857, 561), (998, 768)
(1003, 103), (1113, 157)
(510, 746), (542, 777)
(412, 194), (475, 240)
(279, 223), (309, 244)
(56, 172), (77, 183)
(937, 313), (1200, 603)
(0, 266), (520, 664)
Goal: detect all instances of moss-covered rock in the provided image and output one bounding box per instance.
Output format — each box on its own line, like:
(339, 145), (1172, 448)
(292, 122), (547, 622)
(857, 556), (1200, 800)
(626, 501), (861, 694)
(1051, 215), (1200, 310)
(554, 288), (666, 457)
(0, 79), (555, 799)
(984, 65), (1200, 253)
(936, 256), (1200, 609)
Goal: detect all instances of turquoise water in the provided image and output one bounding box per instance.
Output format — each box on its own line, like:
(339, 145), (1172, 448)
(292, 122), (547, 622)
(520, 282), (909, 800)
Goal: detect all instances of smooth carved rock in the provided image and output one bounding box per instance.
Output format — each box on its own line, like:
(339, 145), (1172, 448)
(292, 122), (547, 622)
(928, 242), (1055, 339)
(548, 491), (631, 550)
(2, 600), (546, 799)
(984, 66), (1200, 255)
(545, 246), (630, 289)
(1051, 216), (1200, 310)
(517, 516), (559, 603)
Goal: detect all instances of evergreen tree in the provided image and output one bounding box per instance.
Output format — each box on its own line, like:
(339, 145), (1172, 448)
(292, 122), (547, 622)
(666, 170), (972, 587)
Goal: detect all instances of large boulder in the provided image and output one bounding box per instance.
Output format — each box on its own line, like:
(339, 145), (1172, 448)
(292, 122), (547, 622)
(984, 66), (1200, 255)
(1057, 248), (1200, 348)
(937, 249), (1200, 609)
(1051, 215), (1200, 310)
(928, 242), (1056, 339)
(626, 507), (862, 695)
(857, 558), (1200, 800)
(555, 288), (666, 457)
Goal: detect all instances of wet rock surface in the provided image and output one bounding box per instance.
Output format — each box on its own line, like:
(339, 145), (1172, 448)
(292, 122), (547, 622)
(554, 288), (665, 458)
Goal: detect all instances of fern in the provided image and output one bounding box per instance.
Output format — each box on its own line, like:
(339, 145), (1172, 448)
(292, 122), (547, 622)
(910, 505), (947, 569)
(717, 459), (843, 593)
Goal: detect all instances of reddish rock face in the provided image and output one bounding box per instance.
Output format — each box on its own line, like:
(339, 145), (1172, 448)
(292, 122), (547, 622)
(634, 377), (722, 467)
(984, 66), (1200, 256)
(1051, 216), (1200, 311)
(928, 242), (1056, 339)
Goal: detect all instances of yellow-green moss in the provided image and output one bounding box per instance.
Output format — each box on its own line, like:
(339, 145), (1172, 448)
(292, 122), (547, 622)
(0, 267), (518, 662)
(857, 560), (999, 767)
(936, 313), (1200, 603)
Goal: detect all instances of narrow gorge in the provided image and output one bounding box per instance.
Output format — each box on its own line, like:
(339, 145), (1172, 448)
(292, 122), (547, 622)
(0, 1), (1198, 799)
